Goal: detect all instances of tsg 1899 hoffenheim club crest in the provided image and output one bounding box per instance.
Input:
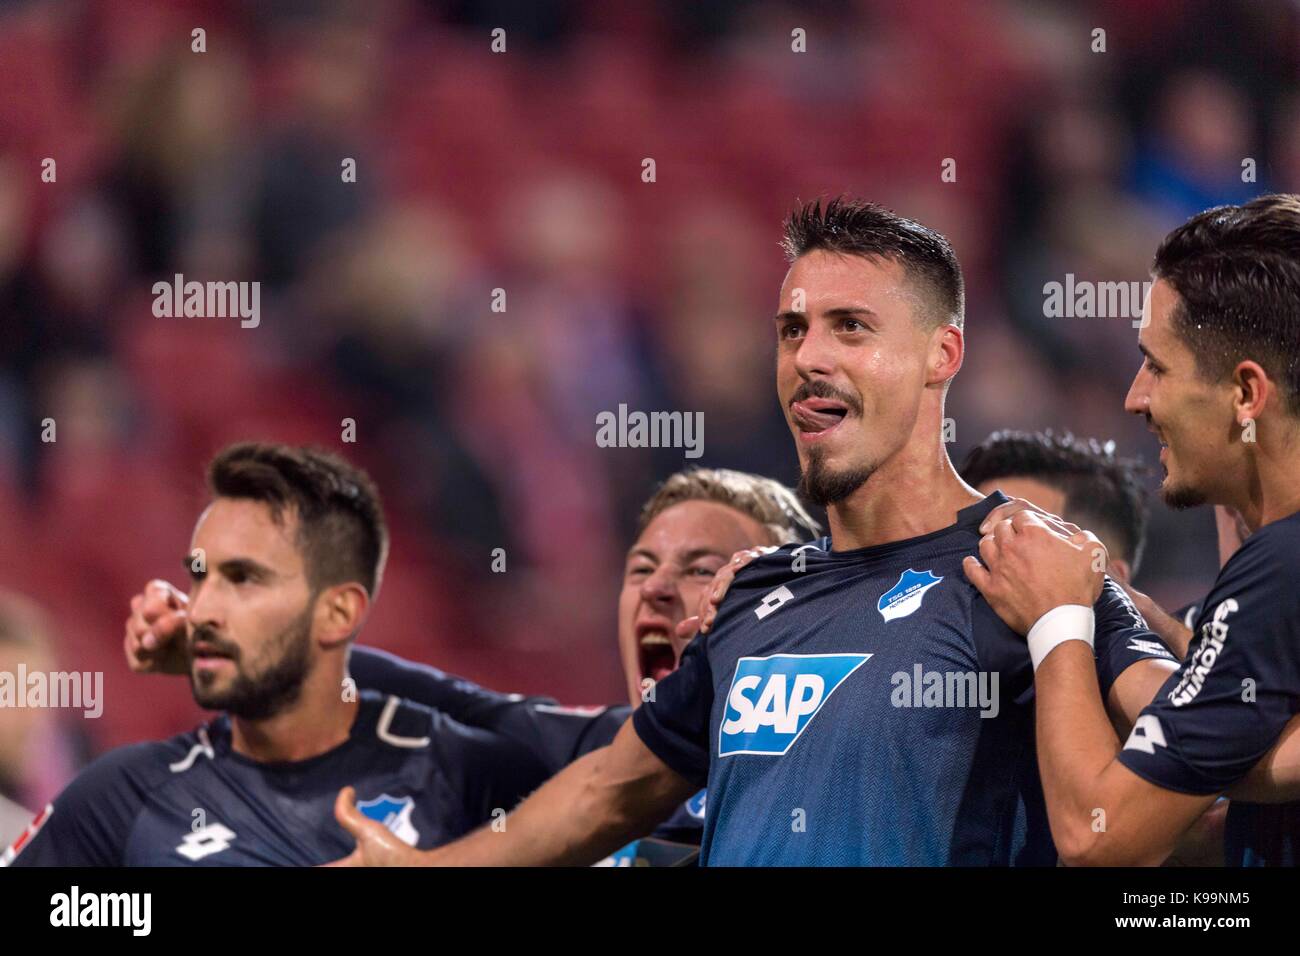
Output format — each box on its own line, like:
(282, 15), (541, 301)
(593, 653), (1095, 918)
(877, 569), (944, 622)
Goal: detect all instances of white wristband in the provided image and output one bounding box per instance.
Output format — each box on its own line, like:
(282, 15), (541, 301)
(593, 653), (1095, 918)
(1026, 604), (1095, 671)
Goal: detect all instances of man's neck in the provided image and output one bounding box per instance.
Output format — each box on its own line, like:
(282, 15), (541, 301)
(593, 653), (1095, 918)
(1216, 426), (1300, 530)
(230, 665), (359, 764)
(826, 441), (984, 551)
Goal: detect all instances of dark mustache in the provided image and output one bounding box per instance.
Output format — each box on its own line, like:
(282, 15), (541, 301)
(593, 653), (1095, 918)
(190, 625), (240, 660)
(791, 379), (863, 417)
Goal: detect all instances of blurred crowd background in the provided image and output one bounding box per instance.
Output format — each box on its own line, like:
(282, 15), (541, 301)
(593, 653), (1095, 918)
(1, 0), (1298, 815)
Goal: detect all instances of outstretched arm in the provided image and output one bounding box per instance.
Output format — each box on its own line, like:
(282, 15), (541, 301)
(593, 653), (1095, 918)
(332, 718), (696, 866)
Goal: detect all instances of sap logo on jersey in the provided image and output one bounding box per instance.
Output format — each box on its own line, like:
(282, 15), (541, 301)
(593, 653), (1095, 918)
(878, 569), (943, 622)
(719, 654), (870, 757)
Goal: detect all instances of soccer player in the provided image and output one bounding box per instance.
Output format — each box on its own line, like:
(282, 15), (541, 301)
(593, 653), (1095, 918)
(3, 443), (561, 866)
(330, 198), (1188, 866)
(958, 430), (1200, 718)
(119, 466), (818, 864)
(959, 431), (1149, 586)
(967, 194), (1300, 865)
(956, 429), (1242, 863)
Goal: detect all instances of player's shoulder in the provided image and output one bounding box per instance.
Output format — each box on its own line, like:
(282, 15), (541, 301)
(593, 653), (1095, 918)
(1094, 576), (1148, 628)
(1225, 511), (1300, 586)
(53, 724), (211, 807)
(733, 538), (832, 585)
(1199, 512), (1300, 619)
(360, 692), (555, 799)
(357, 689), (523, 756)
(356, 690), (441, 749)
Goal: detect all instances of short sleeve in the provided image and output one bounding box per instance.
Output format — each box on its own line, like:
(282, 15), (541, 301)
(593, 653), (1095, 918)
(1117, 532), (1300, 795)
(1092, 577), (1178, 697)
(3, 744), (155, 866)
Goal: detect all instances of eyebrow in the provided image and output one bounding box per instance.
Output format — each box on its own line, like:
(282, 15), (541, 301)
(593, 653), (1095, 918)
(185, 556), (275, 580)
(625, 547), (731, 564)
(680, 548), (730, 564)
(775, 306), (878, 323)
(1137, 341), (1166, 368)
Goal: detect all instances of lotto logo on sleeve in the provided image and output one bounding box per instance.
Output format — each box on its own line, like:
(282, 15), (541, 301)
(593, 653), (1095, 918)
(719, 654), (871, 757)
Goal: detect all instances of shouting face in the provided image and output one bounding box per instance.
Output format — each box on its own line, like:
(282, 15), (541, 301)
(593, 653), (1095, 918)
(617, 500), (770, 707)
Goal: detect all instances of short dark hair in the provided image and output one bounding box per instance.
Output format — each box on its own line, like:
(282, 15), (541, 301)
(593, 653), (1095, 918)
(207, 443), (388, 598)
(959, 430), (1149, 572)
(781, 197), (965, 328)
(1153, 193), (1300, 415)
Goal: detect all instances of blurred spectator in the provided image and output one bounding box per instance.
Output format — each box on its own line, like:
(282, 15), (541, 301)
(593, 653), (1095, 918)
(0, 591), (86, 845)
(1130, 70), (1262, 219)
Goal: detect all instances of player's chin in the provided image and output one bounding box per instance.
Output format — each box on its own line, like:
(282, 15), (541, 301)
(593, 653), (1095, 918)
(190, 668), (237, 702)
(1158, 472), (1208, 511)
(191, 687), (232, 712)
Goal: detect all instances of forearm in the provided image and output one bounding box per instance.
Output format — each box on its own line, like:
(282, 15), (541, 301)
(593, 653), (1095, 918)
(1162, 800), (1227, 867)
(1033, 641), (1126, 863)
(1035, 642), (1202, 865)
(1230, 719), (1300, 802)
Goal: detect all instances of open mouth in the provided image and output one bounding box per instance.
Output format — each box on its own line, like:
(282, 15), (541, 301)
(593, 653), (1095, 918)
(791, 398), (850, 438)
(638, 629), (677, 683)
(1149, 424), (1170, 458)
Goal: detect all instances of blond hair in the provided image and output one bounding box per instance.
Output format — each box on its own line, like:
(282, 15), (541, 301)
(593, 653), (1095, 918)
(637, 468), (820, 546)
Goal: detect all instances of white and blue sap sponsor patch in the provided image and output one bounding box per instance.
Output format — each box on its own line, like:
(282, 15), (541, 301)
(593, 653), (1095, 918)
(877, 568), (943, 622)
(719, 653), (870, 757)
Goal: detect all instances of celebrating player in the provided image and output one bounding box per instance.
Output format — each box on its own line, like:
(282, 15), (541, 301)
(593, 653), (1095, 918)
(959, 431), (1149, 586)
(3, 443), (564, 865)
(115, 466), (817, 865)
(968, 194), (1300, 866)
(330, 198), (1196, 866)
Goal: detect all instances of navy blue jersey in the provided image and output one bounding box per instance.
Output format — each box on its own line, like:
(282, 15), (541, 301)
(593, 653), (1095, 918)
(3, 691), (554, 866)
(1173, 602), (1202, 637)
(1117, 509), (1300, 866)
(350, 645), (706, 859)
(350, 646), (629, 774)
(633, 493), (1176, 866)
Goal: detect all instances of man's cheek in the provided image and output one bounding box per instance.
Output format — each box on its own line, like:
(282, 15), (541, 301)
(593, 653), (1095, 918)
(680, 583), (711, 619)
(616, 586), (638, 622)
